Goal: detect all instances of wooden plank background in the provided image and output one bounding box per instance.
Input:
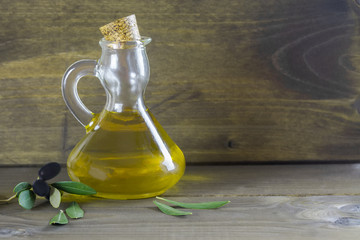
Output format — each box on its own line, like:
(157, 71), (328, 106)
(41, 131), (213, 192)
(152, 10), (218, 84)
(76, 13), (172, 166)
(1, 0), (360, 164)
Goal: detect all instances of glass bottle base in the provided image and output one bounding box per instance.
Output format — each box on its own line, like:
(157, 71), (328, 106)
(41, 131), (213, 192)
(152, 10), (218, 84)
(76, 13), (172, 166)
(93, 189), (168, 200)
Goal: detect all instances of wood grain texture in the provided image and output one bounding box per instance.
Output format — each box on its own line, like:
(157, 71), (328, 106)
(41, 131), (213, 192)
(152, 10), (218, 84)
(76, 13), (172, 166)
(2, 165), (360, 239)
(1, 0), (360, 164)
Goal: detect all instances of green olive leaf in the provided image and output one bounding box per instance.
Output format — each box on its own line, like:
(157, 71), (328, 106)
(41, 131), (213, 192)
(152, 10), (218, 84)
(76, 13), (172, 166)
(13, 182), (32, 196)
(65, 202), (84, 219)
(153, 200), (192, 216)
(156, 197), (230, 209)
(51, 181), (96, 195)
(49, 210), (68, 225)
(49, 187), (61, 208)
(18, 190), (36, 210)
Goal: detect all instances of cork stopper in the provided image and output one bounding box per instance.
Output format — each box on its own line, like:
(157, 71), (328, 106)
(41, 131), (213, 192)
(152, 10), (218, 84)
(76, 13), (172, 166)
(99, 14), (141, 42)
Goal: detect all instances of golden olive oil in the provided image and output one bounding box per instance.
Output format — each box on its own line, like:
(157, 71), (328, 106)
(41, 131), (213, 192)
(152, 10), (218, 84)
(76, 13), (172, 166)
(67, 110), (185, 199)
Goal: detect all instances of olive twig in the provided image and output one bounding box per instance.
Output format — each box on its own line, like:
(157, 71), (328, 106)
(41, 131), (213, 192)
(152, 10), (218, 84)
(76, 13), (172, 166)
(0, 194), (17, 203)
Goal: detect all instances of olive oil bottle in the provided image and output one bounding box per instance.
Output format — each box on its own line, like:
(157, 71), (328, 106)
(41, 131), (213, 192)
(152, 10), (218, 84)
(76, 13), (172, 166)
(62, 37), (185, 199)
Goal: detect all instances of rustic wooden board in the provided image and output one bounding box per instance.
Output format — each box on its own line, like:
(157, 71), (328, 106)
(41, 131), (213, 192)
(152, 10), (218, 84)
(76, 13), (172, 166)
(2, 165), (360, 239)
(1, 0), (360, 164)
(3, 164), (360, 197)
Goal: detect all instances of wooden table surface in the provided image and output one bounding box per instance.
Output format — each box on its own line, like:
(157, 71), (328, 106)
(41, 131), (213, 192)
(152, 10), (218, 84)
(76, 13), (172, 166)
(1, 164), (360, 240)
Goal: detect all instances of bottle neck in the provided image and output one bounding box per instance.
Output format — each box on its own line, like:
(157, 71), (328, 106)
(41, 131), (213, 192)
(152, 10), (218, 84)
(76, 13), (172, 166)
(106, 97), (147, 113)
(96, 43), (150, 113)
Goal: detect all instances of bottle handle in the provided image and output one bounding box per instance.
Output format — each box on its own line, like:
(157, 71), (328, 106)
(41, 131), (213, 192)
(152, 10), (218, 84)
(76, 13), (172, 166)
(61, 59), (98, 127)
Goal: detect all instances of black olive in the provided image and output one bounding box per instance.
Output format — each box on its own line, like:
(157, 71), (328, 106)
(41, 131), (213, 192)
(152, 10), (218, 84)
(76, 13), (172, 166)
(45, 191), (50, 200)
(38, 162), (61, 180)
(33, 179), (50, 197)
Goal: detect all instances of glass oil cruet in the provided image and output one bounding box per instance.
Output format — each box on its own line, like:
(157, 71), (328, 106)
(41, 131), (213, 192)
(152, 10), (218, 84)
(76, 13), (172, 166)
(61, 19), (185, 199)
